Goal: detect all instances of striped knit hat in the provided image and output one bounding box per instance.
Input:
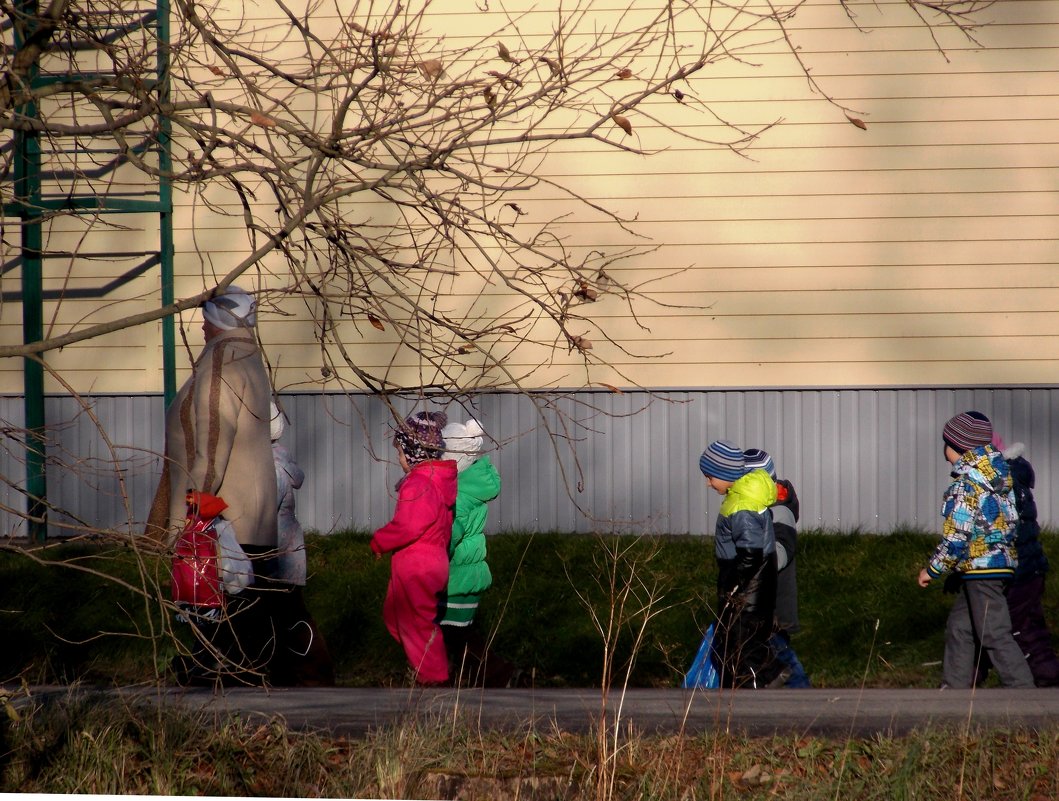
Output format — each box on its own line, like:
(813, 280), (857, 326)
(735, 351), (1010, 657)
(942, 411), (993, 454)
(743, 448), (776, 479)
(699, 439), (746, 481)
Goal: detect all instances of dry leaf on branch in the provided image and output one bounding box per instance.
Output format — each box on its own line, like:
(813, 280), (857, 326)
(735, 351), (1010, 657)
(539, 56), (560, 75)
(419, 59), (445, 80)
(568, 334), (593, 350)
(673, 89), (685, 102)
(846, 115), (868, 130)
(367, 315), (385, 331)
(497, 42), (521, 64)
(250, 111), (276, 128)
(505, 202), (525, 215)
(207, 65), (224, 76)
(486, 70), (523, 88)
(611, 113), (632, 135)
(616, 67), (633, 79)
(597, 383), (623, 394)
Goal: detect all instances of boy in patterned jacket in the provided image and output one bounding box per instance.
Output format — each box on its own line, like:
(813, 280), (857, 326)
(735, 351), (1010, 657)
(917, 411), (1034, 688)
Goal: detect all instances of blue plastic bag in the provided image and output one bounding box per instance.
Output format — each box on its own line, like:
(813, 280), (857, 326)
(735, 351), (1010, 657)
(683, 622), (720, 689)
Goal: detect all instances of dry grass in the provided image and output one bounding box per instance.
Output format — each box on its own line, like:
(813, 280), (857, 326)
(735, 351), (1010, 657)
(3, 691), (1058, 800)
(3, 532), (1059, 798)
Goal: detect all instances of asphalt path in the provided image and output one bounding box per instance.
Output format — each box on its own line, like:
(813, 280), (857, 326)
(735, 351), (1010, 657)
(24, 685), (1059, 738)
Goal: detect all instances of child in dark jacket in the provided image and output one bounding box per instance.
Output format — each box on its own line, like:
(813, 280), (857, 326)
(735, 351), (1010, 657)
(744, 448), (811, 688)
(992, 435), (1059, 686)
(699, 439), (788, 689)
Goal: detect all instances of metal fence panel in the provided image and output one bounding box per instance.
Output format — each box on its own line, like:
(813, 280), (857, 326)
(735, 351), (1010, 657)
(2, 388), (1058, 538)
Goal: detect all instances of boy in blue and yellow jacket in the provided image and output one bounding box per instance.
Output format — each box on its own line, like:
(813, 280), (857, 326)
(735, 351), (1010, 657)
(700, 439), (789, 689)
(917, 411), (1034, 688)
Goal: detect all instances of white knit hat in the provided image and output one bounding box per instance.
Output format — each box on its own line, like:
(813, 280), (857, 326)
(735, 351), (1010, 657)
(269, 401), (285, 442)
(442, 418), (485, 472)
(202, 286), (256, 330)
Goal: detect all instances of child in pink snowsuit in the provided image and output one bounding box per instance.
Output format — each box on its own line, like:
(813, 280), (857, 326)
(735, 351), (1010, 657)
(371, 411), (458, 685)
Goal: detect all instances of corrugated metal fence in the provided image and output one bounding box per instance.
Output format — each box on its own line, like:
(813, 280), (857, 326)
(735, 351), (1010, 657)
(1, 388), (1057, 538)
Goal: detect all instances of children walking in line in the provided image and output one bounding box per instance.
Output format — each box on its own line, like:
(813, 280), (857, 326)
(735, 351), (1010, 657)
(744, 448), (811, 688)
(699, 439), (789, 689)
(439, 418), (521, 687)
(991, 433), (1059, 686)
(371, 411), (457, 686)
(917, 411), (1034, 688)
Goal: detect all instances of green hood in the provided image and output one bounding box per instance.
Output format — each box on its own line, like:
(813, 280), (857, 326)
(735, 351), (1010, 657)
(456, 456), (502, 509)
(447, 456), (501, 597)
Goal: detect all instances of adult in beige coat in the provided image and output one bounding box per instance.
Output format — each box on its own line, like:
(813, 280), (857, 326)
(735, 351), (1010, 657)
(153, 286), (280, 686)
(163, 301), (277, 551)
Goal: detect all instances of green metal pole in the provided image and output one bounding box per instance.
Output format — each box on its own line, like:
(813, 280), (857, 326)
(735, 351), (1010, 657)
(18, 162), (46, 545)
(15, 0), (47, 543)
(157, 0), (176, 408)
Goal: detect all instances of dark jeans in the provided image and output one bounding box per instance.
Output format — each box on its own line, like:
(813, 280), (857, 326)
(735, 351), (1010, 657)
(441, 623), (517, 688)
(175, 547), (333, 687)
(174, 547), (279, 686)
(713, 551), (786, 689)
(269, 585), (335, 687)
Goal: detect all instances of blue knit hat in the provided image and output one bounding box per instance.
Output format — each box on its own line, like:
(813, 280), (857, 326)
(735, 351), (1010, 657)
(699, 439), (746, 481)
(743, 448), (776, 479)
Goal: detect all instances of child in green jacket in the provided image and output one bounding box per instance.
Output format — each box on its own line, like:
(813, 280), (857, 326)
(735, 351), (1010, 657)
(440, 419), (521, 687)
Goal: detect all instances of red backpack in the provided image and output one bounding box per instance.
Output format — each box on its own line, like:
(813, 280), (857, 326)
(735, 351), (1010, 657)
(171, 491), (228, 609)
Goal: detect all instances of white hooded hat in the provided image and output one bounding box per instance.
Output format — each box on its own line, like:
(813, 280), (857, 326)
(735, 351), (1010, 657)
(442, 418), (485, 472)
(202, 285), (257, 330)
(269, 401), (285, 442)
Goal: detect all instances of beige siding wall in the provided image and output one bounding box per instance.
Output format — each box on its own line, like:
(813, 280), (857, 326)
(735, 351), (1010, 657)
(2, 0), (1057, 393)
